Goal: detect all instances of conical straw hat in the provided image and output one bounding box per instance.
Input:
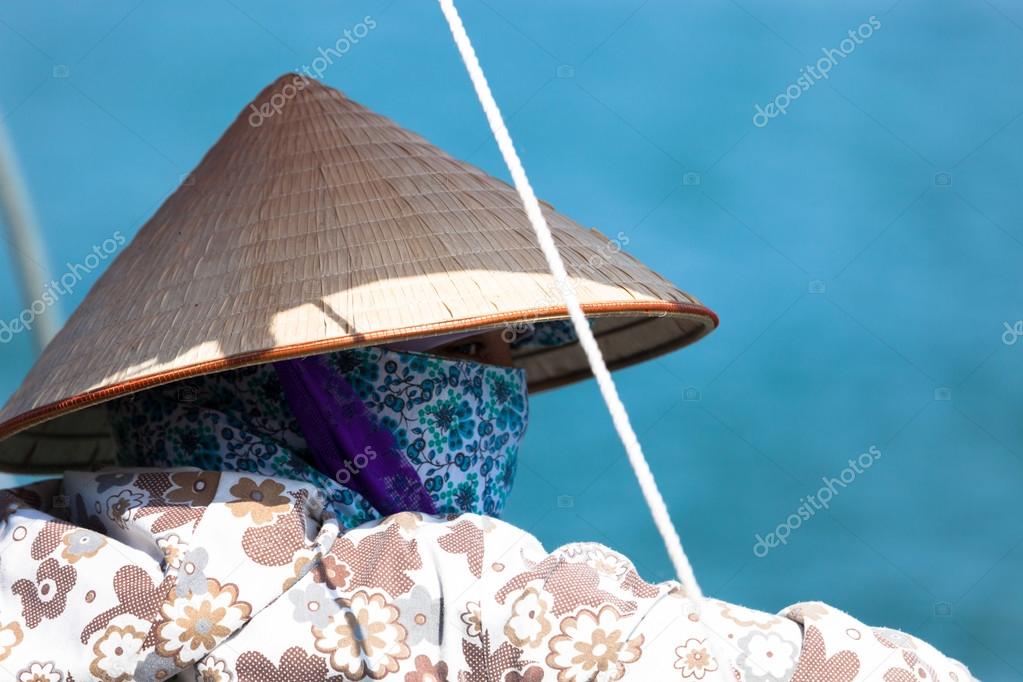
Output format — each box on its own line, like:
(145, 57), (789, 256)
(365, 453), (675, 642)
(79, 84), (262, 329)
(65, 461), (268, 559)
(0, 74), (717, 472)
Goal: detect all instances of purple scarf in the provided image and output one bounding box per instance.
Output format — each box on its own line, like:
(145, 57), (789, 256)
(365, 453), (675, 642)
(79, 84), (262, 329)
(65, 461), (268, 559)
(273, 355), (437, 515)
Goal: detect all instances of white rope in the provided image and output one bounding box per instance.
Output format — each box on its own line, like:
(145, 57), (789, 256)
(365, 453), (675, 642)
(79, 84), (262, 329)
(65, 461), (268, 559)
(436, 2), (731, 678)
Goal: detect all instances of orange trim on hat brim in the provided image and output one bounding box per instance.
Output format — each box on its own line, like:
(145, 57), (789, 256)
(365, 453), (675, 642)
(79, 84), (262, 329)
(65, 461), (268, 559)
(0, 301), (717, 443)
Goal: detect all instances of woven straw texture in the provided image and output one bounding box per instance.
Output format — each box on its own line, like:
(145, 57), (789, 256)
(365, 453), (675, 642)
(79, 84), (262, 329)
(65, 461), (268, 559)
(0, 74), (716, 471)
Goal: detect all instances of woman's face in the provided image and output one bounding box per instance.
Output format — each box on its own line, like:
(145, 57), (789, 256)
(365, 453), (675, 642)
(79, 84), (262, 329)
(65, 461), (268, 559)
(430, 331), (514, 368)
(108, 337), (531, 519)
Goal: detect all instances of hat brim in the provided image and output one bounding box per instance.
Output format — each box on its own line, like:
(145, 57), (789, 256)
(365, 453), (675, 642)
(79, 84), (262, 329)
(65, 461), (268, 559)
(0, 302), (714, 473)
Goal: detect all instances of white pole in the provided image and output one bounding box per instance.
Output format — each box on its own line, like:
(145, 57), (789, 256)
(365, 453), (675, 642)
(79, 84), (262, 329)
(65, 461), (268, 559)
(0, 118), (61, 353)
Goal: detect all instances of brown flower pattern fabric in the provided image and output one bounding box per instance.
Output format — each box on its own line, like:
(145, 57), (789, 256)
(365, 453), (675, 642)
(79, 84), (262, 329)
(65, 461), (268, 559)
(11, 558), (76, 629)
(0, 471), (975, 681)
(226, 477), (290, 524)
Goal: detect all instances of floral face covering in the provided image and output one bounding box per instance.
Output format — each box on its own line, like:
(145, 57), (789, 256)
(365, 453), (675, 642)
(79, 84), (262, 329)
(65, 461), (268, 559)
(107, 346), (529, 529)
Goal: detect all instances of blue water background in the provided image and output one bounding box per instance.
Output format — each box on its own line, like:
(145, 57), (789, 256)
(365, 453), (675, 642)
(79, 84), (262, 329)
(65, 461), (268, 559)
(1, 1), (1021, 676)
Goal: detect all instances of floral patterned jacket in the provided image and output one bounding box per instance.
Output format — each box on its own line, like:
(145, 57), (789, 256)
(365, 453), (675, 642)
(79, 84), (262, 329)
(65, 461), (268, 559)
(0, 469), (974, 681)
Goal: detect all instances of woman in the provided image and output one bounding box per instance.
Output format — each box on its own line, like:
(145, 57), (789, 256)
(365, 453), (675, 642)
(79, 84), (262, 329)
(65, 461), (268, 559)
(0, 76), (973, 681)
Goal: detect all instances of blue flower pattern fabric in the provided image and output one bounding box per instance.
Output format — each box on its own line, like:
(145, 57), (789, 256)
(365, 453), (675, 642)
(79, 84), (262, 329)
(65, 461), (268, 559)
(508, 319), (580, 350)
(107, 346), (528, 529)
